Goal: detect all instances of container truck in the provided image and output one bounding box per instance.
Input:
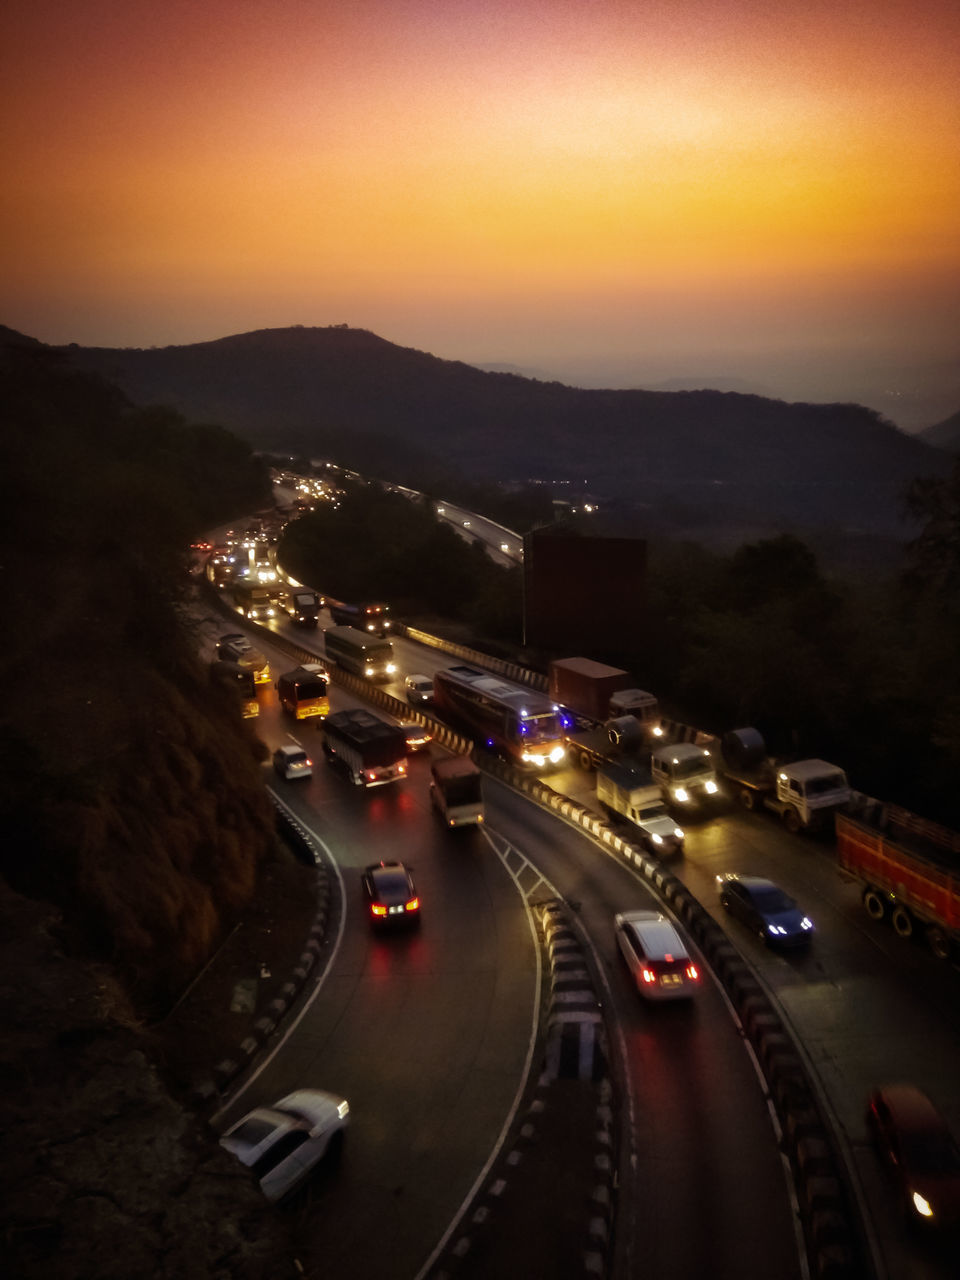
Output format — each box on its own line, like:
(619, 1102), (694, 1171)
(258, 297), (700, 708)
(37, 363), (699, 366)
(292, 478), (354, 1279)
(549, 658), (661, 734)
(836, 799), (960, 961)
(596, 764), (684, 857)
(718, 728), (850, 833)
(429, 757), (485, 827)
(321, 708), (408, 787)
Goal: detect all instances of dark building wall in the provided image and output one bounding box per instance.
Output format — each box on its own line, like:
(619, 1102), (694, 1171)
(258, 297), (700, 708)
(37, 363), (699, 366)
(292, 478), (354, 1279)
(523, 532), (647, 653)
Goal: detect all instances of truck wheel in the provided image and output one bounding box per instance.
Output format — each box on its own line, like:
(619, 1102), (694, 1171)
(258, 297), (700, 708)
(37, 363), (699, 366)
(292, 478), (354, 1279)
(926, 926), (952, 961)
(863, 890), (885, 922)
(783, 808), (802, 834)
(738, 789), (756, 810)
(891, 905), (913, 939)
(578, 752), (595, 772)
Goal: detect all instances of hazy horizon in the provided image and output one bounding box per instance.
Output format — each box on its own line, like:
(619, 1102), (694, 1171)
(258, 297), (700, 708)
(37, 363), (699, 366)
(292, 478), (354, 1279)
(3, 1), (958, 431)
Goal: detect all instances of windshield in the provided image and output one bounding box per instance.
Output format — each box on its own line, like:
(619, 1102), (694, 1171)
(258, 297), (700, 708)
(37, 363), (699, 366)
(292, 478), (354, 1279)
(518, 712), (562, 745)
(805, 773), (847, 795)
(752, 888), (796, 914)
(637, 804), (669, 821)
(673, 756), (711, 780)
(294, 592), (317, 607)
(364, 644), (393, 662)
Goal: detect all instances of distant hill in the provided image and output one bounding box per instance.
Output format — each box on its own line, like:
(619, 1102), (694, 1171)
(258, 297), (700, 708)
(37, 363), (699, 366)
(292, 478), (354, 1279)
(5, 322), (953, 543)
(920, 409), (960, 452)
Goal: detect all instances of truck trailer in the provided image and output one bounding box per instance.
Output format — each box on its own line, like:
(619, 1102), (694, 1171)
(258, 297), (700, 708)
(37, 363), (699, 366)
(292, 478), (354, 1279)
(321, 708), (408, 787)
(836, 799), (960, 961)
(565, 714), (649, 772)
(718, 728), (849, 833)
(596, 763), (684, 857)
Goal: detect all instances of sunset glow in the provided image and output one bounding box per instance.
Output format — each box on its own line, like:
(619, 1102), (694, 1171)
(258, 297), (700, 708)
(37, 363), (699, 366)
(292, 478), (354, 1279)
(2, 0), (958, 421)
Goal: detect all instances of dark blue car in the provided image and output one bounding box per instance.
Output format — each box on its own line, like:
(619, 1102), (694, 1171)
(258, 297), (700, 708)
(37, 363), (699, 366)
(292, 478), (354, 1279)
(716, 873), (814, 947)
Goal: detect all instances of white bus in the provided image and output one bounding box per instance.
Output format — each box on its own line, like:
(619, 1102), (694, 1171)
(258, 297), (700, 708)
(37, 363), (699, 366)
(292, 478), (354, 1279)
(323, 625), (397, 681)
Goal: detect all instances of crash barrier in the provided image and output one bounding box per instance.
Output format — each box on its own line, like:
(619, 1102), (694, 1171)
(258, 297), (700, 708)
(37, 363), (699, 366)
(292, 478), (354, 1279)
(399, 624), (549, 691)
(478, 754), (866, 1280)
(192, 794), (331, 1106)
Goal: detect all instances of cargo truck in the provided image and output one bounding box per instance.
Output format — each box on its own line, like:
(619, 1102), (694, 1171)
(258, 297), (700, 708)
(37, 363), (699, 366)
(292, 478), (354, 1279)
(231, 582), (277, 621)
(549, 657), (660, 734)
(321, 708), (408, 787)
(275, 664), (329, 719)
(650, 742), (721, 808)
(216, 633), (271, 685)
(282, 587), (321, 627)
(210, 659), (259, 719)
(566, 714), (650, 772)
(596, 764), (684, 857)
(718, 728), (849, 833)
(836, 800), (960, 961)
(327, 599), (392, 635)
(429, 757), (485, 827)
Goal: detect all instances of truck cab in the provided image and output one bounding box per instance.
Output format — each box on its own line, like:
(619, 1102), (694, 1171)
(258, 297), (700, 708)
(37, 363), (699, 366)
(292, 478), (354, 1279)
(776, 760), (850, 830)
(650, 743), (720, 806)
(607, 688), (662, 736)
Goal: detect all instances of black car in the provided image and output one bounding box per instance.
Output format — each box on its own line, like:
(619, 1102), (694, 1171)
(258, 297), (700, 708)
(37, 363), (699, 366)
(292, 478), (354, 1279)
(866, 1084), (960, 1229)
(362, 861), (421, 927)
(716, 873), (814, 947)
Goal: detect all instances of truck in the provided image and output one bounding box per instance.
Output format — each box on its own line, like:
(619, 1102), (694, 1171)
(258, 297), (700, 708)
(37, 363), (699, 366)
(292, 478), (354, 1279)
(429, 756), (485, 827)
(327, 599), (392, 636)
(230, 582), (277, 622)
(210, 659), (259, 718)
(566, 713), (650, 772)
(275, 664), (329, 719)
(596, 763), (684, 857)
(282, 587), (321, 627)
(718, 727), (850, 833)
(836, 798), (960, 961)
(321, 708), (408, 787)
(216, 633), (271, 684)
(650, 741), (721, 808)
(549, 657), (661, 735)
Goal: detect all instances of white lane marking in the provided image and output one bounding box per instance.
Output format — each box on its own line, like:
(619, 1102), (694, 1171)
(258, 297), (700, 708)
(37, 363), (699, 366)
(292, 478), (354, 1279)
(209, 791), (346, 1126)
(412, 825), (544, 1280)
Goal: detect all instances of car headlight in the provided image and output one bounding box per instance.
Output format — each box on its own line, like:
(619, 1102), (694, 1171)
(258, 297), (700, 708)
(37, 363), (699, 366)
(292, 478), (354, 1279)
(365, 666), (375, 676)
(386, 663), (397, 674)
(337, 1100), (350, 1121)
(674, 787), (689, 803)
(674, 828), (684, 839)
(911, 1190), (934, 1218)
(705, 779), (719, 794)
(801, 917), (814, 930)
(652, 833), (663, 845)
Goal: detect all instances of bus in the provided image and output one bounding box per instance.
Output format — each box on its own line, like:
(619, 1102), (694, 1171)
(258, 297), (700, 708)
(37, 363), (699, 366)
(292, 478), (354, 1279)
(327, 599), (392, 636)
(433, 665), (566, 770)
(323, 625), (397, 681)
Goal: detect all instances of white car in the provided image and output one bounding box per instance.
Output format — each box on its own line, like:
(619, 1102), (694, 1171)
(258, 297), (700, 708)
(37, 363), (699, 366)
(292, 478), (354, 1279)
(404, 674), (434, 705)
(220, 1089), (349, 1202)
(614, 910), (701, 1000)
(273, 744), (313, 780)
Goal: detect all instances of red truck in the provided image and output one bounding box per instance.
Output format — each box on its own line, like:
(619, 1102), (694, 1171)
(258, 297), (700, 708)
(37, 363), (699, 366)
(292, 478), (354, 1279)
(549, 658), (660, 732)
(836, 799), (960, 962)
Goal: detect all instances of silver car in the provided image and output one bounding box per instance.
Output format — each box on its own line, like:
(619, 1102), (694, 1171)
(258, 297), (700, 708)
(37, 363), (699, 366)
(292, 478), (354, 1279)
(273, 744), (313, 780)
(614, 910), (701, 1000)
(220, 1089), (349, 1202)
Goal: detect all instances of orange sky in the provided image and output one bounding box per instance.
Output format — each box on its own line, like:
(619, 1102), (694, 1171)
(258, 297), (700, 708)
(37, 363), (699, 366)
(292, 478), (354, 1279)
(2, 0), (958, 423)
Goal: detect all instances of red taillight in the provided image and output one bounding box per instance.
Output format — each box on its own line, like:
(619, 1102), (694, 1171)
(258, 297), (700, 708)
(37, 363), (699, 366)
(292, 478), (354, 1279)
(371, 903), (387, 917)
(641, 967), (656, 984)
(686, 965), (699, 981)
(399, 761), (407, 773)
(406, 897), (420, 912)
(366, 771), (376, 781)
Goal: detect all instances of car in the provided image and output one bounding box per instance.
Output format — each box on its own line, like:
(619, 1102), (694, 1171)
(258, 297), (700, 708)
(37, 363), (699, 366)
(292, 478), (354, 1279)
(362, 860), (421, 927)
(273, 743), (313, 780)
(404, 674), (434, 705)
(219, 1089), (349, 1203)
(462, 520), (471, 527)
(217, 632), (253, 662)
(716, 873), (814, 947)
(400, 721), (434, 752)
(614, 910), (700, 1000)
(866, 1084), (960, 1229)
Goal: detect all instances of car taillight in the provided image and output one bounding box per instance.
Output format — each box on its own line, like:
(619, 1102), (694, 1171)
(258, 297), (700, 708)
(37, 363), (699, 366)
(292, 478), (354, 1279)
(686, 964), (699, 980)
(405, 897), (420, 911)
(399, 761), (406, 773)
(366, 771), (377, 781)
(371, 903), (387, 916)
(641, 967), (656, 984)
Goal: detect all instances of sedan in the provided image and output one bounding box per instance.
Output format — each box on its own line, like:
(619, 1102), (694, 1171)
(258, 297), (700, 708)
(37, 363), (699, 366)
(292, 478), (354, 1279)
(400, 720), (434, 753)
(716, 873), (814, 947)
(219, 1089), (349, 1203)
(362, 860), (421, 927)
(866, 1084), (960, 1229)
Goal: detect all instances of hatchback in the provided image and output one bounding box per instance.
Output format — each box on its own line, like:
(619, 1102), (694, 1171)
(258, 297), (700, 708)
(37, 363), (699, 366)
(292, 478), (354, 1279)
(273, 744), (313, 780)
(614, 910), (700, 1000)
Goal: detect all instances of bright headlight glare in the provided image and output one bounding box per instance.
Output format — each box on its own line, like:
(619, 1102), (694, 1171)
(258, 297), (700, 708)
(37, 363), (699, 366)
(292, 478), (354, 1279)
(549, 746), (565, 763)
(674, 787), (689, 803)
(386, 663), (397, 674)
(912, 1191), (933, 1218)
(652, 834), (663, 845)
(674, 828), (684, 839)
(705, 779), (719, 794)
